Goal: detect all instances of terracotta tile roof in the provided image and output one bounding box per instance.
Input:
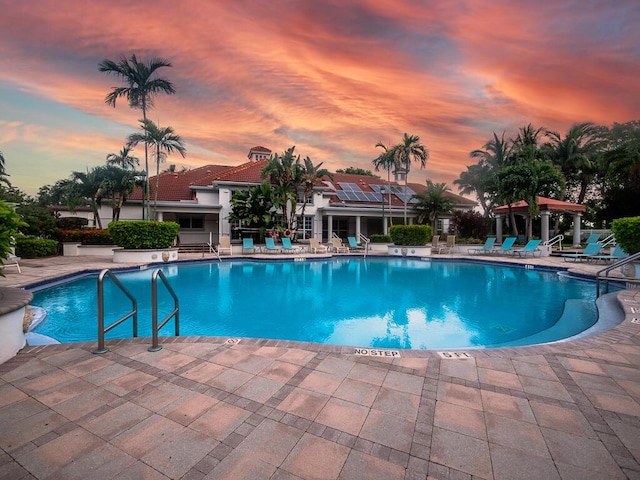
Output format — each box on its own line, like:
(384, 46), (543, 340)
(494, 196), (585, 214)
(407, 182), (477, 206)
(248, 146), (271, 153)
(208, 160), (268, 183)
(130, 164), (231, 201)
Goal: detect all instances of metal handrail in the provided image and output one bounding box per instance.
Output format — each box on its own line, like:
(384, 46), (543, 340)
(596, 251), (640, 296)
(359, 233), (371, 258)
(149, 268), (180, 352)
(543, 234), (564, 250)
(599, 233), (616, 248)
(94, 269), (138, 354)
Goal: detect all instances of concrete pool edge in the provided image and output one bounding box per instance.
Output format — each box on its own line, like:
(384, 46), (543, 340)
(11, 253), (640, 358)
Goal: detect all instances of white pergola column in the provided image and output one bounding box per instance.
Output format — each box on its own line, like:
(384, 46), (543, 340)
(540, 210), (550, 244)
(156, 212), (163, 222)
(496, 214), (503, 243)
(383, 217), (388, 235)
(355, 216), (361, 239)
(327, 214), (333, 241)
(572, 213), (582, 247)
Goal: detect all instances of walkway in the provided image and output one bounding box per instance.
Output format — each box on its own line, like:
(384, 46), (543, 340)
(1, 253), (639, 479)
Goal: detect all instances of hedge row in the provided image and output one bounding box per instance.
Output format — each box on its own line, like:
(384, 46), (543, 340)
(15, 236), (59, 258)
(58, 229), (113, 245)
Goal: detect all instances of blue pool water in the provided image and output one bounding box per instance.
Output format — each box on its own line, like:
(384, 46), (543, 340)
(30, 258), (598, 349)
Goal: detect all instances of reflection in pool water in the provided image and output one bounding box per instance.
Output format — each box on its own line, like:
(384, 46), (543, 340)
(31, 258), (597, 349)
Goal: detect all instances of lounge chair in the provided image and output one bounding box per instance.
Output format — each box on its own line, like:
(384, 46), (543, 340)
(583, 233), (601, 245)
(264, 237), (281, 254)
(331, 237), (349, 253)
(587, 245), (628, 264)
(468, 237), (496, 255)
(490, 237), (516, 255)
(309, 238), (328, 254)
(347, 236), (366, 251)
(429, 235), (440, 249)
(281, 237), (303, 253)
(216, 236), (232, 255)
(512, 239), (542, 257)
(1, 254), (21, 273)
(561, 242), (602, 262)
(437, 235), (456, 254)
(242, 238), (255, 254)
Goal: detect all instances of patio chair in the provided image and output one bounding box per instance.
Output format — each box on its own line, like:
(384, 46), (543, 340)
(309, 238), (328, 254)
(242, 238), (255, 254)
(216, 236), (232, 255)
(331, 237), (349, 253)
(264, 237), (281, 254)
(347, 236), (366, 251)
(1, 254), (21, 273)
(429, 235), (440, 249)
(468, 237), (496, 255)
(561, 242), (602, 262)
(587, 245), (628, 264)
(512, 239), (542, 257)
(437, 235), (456, 254)
(281, 237), (303, 253)
(489, 237), (516, 255)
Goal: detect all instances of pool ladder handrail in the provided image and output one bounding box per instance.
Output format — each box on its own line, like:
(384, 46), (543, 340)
(149, 268), (180, 352)
(359, 233), (371, 258)
(94, 269), (138, 354)
(543, 234), (564, 251)
(596, 251), (640, 297)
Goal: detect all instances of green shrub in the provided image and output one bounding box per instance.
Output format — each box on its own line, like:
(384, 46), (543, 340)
(0, 201), (24, 264)
(15, 235), (58, 258)
(611, 217), (640, 254)
(108, 221), (179, 249)
(59, 229), (113, 245)
(389, 225), (431, 246)
(369, 234), (391, 243)
(56, 217), (88, 229)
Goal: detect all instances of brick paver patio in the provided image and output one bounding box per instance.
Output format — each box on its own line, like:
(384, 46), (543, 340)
(0, 253), (639, 479)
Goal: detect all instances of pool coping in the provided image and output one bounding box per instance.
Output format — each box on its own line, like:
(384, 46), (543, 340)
(20, 255), (640, 359)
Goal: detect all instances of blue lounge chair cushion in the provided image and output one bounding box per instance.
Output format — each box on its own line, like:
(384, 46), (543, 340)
(468, 237), (496, 254)
(512, 239), (542, 257)
(561, 243), (602, 262)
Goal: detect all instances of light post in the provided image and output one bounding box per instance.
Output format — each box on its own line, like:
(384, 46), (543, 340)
(380, 186), (386, 235)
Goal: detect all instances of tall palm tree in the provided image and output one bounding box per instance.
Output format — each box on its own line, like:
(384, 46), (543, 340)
(372, 142), (397, 225)
(127, 119), (186, 217)
(545, 122), (605, 204)
(470, 132), (512, 170)
(299, 157), (332, 238)
(391, 133), (429, 224)
(98, 54), (175, 219)
(262, 147), (304, 232)
(0, 150), (5, 176)
(105, 145), (139, 170)
(413, 180), (454, 232)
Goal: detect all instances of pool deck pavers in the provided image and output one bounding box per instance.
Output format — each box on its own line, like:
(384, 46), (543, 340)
(1, 252), (639, 479)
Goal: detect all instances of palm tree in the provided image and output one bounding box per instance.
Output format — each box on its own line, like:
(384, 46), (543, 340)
(127, 119), (186, 217)
(299, 157), (332, 238)
(262, 147), (304, 232)
(100, 165), (138, 221)
(454, 163), (493, 217)
(413, 180), (455, 232)
(391, 133), (429, 224)
(69, 167), (111, 229)
(545, 122), (606, 204)
(496, 161), (564, 240)
(372, 142), (396, 226)
(0, 150), (5, 176)
(98, 54), (175, 219)
(106, 145), (139, 170)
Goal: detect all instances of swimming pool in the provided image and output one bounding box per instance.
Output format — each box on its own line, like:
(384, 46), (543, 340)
(30, 257), (599, 349)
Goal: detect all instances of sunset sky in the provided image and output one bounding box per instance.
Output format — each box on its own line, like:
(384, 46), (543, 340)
(1, 0), (638, 196)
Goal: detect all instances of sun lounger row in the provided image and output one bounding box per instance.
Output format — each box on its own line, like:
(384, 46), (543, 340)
(467, 237), (521, 255)
(561, 244), (627, 263)
(228, 236), (366, 255)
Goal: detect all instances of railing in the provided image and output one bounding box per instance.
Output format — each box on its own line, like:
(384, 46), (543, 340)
(543, 234), (564, 250)
(148, 268), (180, 352)
(599, 233), (616, 248)
(596, 251), (640, 296)
(359, 233), (371, 257)
(94, 269), (138, 354)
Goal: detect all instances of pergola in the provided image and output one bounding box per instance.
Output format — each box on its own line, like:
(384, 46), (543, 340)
(493, 197), (587, 247)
